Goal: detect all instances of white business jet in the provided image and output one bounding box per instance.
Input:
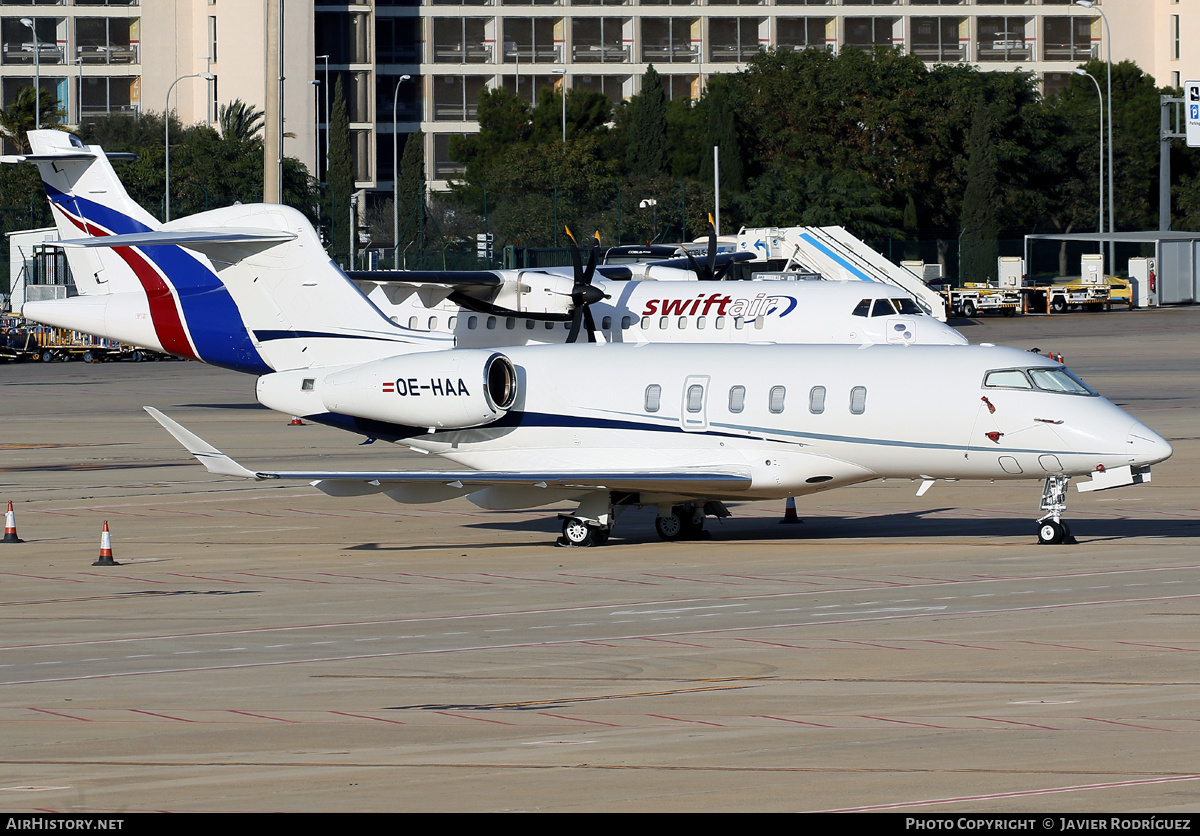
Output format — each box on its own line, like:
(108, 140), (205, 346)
(4, 131), (965, 376)
(148, 339), (1171, 548)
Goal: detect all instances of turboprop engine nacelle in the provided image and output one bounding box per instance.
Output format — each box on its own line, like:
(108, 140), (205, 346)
(490, 271), (578, 317)
(322, 349), (517, 429)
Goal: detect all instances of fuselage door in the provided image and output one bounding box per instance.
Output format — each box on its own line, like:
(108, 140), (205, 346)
(681, 375), (710, 432)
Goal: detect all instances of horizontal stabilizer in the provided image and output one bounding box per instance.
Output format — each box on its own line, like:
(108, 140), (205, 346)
(146, 408), (752, 494)
(57, 229), (296, 249)
(0, 151), (136, 163)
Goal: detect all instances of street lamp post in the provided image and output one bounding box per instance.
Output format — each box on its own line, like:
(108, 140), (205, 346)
(552, 68), (566, 142)
(165, 72), (216, 222)
(1072, 68), (1104, 236)
(392, 74), (412, 269)
(639, 198), (658, 243)
(316, 55), (330, 179)
(20, 18), (39, 130)
(76, 57), (84, 126)
(1076, 1), (1113, 266)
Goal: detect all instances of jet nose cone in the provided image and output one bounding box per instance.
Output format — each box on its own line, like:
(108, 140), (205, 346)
(1128, 423), (1173, 466)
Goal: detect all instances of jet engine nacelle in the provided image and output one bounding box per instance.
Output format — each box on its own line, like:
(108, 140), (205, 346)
(318, 349), (518, 430)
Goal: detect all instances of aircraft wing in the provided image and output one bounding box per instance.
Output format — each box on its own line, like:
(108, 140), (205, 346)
(145, 407), (753, 494)
(1, 151), (136, 163)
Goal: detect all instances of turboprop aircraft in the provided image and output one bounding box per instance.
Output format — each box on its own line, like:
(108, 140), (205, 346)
(3, 130), (965, 372)
(147, 340), (1171, 548)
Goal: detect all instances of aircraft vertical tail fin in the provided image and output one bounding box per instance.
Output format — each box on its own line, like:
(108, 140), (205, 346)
(9, 130), (160, 297)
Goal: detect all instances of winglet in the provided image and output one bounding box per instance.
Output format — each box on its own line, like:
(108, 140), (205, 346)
(144, 407), (261, 479)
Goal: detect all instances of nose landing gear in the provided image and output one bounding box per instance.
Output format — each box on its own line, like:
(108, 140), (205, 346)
(1037, 475), (1078, 545)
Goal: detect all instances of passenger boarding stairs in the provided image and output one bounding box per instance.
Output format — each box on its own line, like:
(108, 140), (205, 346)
(736, 226), (948, 322)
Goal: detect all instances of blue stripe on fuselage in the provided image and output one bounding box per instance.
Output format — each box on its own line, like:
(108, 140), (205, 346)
(45, 185), (271, 374)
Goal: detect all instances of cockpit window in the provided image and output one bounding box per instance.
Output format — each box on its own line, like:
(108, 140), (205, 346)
(852, 300), (871, 317)
(891, 297), (923, 315)
(984, 369), (1033, 389)
(984, 368), (1097, 396)
(1028, 368), (1096, 396)
(871, 299), (895, 317)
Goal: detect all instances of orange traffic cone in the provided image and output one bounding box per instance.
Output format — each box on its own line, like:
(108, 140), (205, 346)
(2, 501), (21, 543)
(288, 416), (305, 426)
(779, 496), (802, 525)
(92, 521), (119, 566)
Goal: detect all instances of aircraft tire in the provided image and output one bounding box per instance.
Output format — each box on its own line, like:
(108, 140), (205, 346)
(1038, 520), (1066, 545)
(561, 517), (604, 547)
(655, 512), (685, 541)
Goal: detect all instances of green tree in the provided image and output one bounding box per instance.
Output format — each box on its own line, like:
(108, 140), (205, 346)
(218, 99), (265, 143)
(625, 66), (669, 177)
(327, 76), (354, 257)
(0, 87), (68, 154)
(959, 104), (1002, 283)
(396, 130), (426, 256)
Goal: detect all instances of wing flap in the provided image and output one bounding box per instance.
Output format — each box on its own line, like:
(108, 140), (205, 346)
(145, 407), (752, 494)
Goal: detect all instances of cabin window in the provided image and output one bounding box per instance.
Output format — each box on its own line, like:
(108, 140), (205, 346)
(505, 317), (516, 330)
(645, 384), (662, 413)
(769, 386), (786, 414)
(734, 317), (746, 330)
(525, 319), (535, 330)
(696, 316), (706, 330)
(428, 316), (438, 330)
(729, 385), (745, 413)
(809, 386), (826, 414)
(448, 316), (457, 329)
(408, 316), (419, 329)
(545, 321), (555, 330)
(984, 369), (1032, 390)
(850, 386), (868, 414)
(678, 316), (688, 330)
(641, 316), (652, 330)
(852, 300), (871, 317)
(467, 316), (478, 329)
(621, 316), (633, 330)
(715, 316), (726, 330)
(659, 316), (669, 330)
(754, 316), (765, 330)
(602, 315), (612, 330)
(686, 384), (704, 413)
(486, 317), (497, 330)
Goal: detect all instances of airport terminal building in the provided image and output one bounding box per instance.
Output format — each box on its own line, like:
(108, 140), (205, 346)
(1, 0), (1196, 192)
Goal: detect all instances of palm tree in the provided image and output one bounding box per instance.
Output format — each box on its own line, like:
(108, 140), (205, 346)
(218, 99), (265, 143)
(0, 87), (67, 153)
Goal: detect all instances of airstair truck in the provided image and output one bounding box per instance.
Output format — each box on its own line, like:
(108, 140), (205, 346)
(736, 226), (949, 322)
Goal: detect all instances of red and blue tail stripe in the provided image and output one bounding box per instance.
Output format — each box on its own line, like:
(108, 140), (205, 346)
(47, 186), (271, 375)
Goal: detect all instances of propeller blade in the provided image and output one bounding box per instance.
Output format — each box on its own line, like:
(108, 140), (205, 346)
(566, 305), (584, 344)
(583, 231), (600, 284)
(582, 304), (598, 343)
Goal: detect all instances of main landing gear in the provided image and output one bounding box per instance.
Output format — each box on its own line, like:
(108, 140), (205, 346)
(654, 503), (708, 541)
(1036, 475), (1078, 545)
(556, 496), (727, 547)
(559, 516), (611, 548)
